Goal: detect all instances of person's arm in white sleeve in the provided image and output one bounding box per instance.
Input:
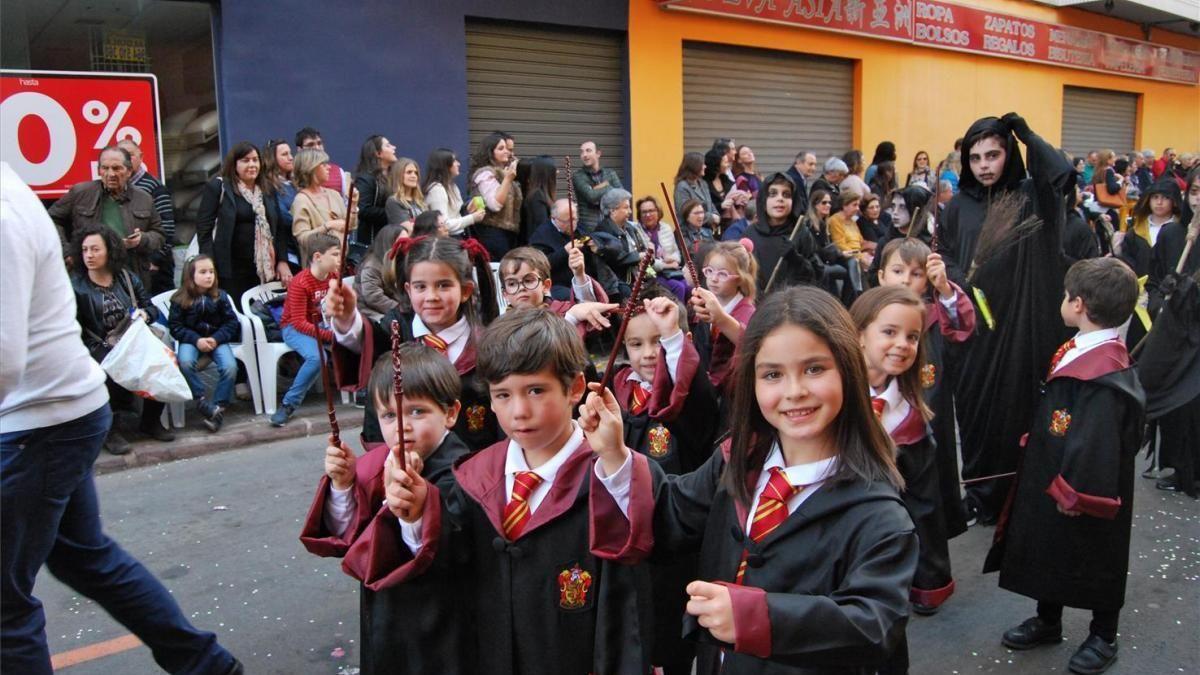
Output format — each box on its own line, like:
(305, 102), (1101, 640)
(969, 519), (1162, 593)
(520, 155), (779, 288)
(659, 330), (685, 384)
(593, 451), (633, 517)
(322, 485), (357, 539)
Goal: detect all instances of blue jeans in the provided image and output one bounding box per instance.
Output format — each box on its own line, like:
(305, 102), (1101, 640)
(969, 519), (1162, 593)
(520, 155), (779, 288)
(0, 404), (236, 674)
(178, 343), (238, 406)
(281, 325), (322, 409)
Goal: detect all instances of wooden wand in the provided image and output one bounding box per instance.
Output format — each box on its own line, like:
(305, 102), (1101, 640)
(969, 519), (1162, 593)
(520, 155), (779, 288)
(315, 333), (340, 447)
(658, 182), (701, 288)
(563, 156), (578, 242)
(390, 320), (407, 470)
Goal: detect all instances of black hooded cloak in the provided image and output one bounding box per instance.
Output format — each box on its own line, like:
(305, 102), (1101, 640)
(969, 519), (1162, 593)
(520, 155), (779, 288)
(942, 115), (1076, 518)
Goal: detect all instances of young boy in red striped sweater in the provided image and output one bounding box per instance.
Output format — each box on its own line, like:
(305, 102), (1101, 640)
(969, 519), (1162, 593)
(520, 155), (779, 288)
(273, 232), (340, 426)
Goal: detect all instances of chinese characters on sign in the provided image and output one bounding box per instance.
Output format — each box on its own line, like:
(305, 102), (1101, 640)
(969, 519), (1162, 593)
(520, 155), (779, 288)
(660, 0), (1200, 85)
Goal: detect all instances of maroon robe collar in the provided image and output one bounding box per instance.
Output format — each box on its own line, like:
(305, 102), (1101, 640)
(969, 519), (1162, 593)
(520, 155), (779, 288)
(1048, 340), (1130, 383)
(451, 437), (594, 540)
(452, 332), (478, 376)
(888, 405), (928, 446)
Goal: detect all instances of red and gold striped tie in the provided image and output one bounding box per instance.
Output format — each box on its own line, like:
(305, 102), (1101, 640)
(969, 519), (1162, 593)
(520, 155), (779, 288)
(502, 471), (543, 540)
(871, 397), (886, 420)
(630, 384), (650, 415)
(421, 333), (449, 357)
(736, 467), (800, 583)
(1046, 338), (1076, 378)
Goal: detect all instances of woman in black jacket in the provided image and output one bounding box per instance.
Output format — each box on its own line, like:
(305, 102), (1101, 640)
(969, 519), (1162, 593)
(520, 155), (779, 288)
(354, 134), (397, 245)
(196, 141), (288, 304)
(71, 225), (171, 452)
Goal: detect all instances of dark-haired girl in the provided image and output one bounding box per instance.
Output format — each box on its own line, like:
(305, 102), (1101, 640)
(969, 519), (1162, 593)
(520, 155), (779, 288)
(169, 255), (240, 432)
(468, 131), (523, 259)
(587, 285), (918, 674)
(327, 236), (502, 450)
(354, 134), (397, 245)
(423, 148), (486, 237)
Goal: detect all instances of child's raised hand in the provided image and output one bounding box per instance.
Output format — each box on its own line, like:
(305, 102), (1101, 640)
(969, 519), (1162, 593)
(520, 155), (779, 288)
(685, 580), (736, 644)
(925, 253), (953, 299)
(689, 287), (723, 325)
(325, 277), (358, 331)
(566, 302), (618, 331)
(578, 382), (627, 476)
(567, 243), (587, 279)
(643, 296), (681, 336)
(324, 440), (357, 491)
(384, 449), (428, 523)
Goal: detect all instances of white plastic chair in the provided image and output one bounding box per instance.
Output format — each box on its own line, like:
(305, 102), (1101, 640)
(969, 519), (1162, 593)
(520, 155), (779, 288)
(490, 262), (509, 315)
(152, 290), (265, 424)
(241, 282), (294, 415)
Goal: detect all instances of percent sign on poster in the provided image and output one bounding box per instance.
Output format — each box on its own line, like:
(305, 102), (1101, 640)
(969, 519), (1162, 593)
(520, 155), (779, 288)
(0, 71), (161, 198)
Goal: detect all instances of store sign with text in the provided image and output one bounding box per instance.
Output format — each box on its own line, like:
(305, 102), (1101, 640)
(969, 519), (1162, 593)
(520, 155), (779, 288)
(658, 0), (1200, 85)
(0, 71), (162, 197)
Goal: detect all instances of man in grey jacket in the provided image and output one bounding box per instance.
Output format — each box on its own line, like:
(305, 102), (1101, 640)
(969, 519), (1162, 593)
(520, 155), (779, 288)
(571, 140), (623, 230)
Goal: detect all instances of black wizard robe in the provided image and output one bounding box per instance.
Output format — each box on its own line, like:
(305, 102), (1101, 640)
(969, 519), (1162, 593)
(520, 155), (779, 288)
(342, 438), (660, 675)
(615, 442), (917, 674)
(299, 433), (473, 674)
(940, 115), (1076, 519)
(985, 341), (1145, 610)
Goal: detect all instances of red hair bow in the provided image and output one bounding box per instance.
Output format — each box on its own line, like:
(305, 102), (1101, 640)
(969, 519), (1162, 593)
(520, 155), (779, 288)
(387, 235), (429, 261)
(460, 237), (491, 264)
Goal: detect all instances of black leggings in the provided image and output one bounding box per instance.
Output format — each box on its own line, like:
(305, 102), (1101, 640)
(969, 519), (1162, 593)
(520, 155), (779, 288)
(1038, 602), (1119, 642)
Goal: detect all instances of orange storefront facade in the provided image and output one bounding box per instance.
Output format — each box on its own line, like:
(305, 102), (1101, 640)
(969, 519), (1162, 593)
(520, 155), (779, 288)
(627, 0), (1200, 198)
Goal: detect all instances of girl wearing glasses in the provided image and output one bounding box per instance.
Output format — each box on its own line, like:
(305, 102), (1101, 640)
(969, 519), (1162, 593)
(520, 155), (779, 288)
(689, 241), (758, 391)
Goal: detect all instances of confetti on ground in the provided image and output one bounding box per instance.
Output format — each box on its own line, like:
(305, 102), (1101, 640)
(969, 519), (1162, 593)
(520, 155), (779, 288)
(331, 647), (345, 658)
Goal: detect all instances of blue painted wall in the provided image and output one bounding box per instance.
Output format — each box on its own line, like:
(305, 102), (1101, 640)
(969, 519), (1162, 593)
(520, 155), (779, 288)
(213, 0), (628, 180)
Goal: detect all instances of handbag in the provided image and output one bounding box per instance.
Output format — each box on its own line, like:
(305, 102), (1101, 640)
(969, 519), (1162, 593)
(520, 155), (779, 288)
(1095, 174), (1127, 208)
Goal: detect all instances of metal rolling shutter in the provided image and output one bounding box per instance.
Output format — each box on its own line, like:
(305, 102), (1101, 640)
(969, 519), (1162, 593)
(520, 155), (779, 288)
(1061, 86), (1138, 159)
(683, 42), (853, 175)
(466, 21), (626, 193)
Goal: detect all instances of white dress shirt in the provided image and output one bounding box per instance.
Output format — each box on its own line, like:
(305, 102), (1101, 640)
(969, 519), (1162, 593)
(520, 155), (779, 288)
(869, 378), (912, 435)
(1054, 327), (1121, 374)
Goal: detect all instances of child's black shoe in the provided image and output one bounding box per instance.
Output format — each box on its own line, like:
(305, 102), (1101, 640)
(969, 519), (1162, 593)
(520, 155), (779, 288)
(1067, 634), (1117, 674)
(1001, 617), (1063, 650)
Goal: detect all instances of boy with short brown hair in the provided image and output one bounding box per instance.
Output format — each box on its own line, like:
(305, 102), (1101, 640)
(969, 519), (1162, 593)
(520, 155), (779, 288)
(343, 308), (657, 675)
(986, 257), (1144, 675)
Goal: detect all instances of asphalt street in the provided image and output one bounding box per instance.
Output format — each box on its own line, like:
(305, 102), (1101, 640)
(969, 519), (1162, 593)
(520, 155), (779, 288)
(36, 437), (1199, 674)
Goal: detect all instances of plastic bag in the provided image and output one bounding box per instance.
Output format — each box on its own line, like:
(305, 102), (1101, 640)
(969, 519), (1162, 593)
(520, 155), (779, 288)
(100, 319), (193, 403)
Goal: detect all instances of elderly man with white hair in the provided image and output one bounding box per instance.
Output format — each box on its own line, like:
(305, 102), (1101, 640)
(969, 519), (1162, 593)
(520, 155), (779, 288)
(811, 156), (849, 200)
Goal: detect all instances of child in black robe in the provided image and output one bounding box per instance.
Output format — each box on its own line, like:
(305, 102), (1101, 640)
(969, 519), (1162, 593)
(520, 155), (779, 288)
(325, 236), (502, 450)
(611, 284), (719, 673)
(299, 344), (473, 674)
(876, 238), (977, 543)
(587, 286), (918, 674)
(985, 258), (1145, 675)
(851, 286), (957, 628)
(342, 308), (659, 675)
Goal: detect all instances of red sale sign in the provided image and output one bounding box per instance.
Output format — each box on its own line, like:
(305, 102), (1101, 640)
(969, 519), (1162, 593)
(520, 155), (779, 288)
(1, 70), (162, 198)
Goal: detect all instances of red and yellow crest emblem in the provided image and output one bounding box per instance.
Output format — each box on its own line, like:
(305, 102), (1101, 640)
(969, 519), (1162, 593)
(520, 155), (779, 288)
(648, 426), (671, 458)
(920, 363), (936, 389)
(558, 563), (593, 610)
(1049, 409), (1071, 437)
(466, 405), (487, 432)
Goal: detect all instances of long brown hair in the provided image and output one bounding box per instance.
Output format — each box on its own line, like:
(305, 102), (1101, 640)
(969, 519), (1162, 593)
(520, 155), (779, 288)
(849, 286), (932, 422)
(724, 287), (902, 506)
(400, 236), (499, 327)
(171, 254), (221, 310)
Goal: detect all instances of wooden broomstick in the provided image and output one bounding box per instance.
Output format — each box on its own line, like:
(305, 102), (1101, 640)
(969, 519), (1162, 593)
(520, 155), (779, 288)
(315, 333), (340, 447)
(762, 213), (807, 296)
(658, 183), (701, 288)
(390, 320), (407, 470)
(960, 471), (1016, 485)
(598, 253), (654, 391)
